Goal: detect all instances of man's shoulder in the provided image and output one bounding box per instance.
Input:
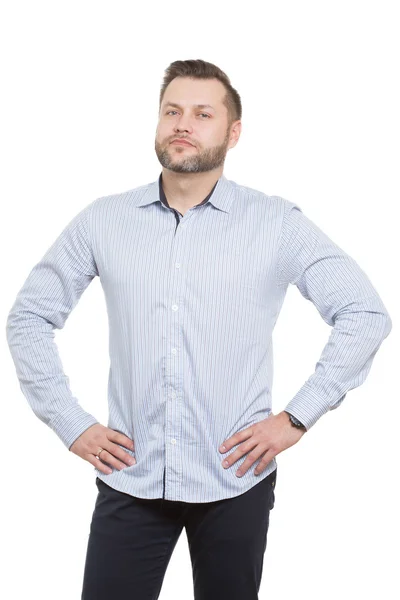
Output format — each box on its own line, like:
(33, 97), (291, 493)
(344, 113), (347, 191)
(231, 178), (296, 211)
(89, 180), (157, 212)
(97, 180), (155, 202)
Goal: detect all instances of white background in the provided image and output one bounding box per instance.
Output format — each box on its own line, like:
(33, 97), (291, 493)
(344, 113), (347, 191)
(1, 1), (398, 598)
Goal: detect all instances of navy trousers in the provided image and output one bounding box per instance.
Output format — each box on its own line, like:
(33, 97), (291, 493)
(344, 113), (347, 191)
(81, 467), (277, 599)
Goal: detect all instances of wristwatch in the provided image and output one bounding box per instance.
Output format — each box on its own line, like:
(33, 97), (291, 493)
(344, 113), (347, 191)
(284, 411), (307, 431)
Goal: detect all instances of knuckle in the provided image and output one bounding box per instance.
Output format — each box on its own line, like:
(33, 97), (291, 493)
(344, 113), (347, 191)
(90, 441), (102, 453)
(110, 442), (122, 456)
(91, 434), (102, 446)
(104, 429), (114, 440)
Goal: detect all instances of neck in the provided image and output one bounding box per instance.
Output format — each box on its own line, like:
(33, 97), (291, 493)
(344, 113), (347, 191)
(161, 168), (222, 209)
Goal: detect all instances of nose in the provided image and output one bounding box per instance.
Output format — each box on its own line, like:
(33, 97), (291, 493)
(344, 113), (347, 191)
(174, 113), (193, 134)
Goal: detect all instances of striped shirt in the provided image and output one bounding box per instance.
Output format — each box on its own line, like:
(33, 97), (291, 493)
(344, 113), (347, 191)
(5, 172), (392, 502)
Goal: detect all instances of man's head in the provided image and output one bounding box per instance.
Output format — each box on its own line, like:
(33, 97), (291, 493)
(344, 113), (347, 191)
(155, 59), (242, 174)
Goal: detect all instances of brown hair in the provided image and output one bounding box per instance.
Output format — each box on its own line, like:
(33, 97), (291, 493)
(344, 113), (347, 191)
(159, 59), (242, 127)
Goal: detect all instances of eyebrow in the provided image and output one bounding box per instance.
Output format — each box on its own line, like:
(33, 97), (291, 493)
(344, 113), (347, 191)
(164, 102), (215, 112)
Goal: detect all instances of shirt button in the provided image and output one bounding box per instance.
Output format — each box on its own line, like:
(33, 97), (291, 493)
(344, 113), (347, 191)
(171, 348), (177, 354)
(175, 263), (180, 269)
(172, 304), (178, 311)
(171, 438), (177, 444)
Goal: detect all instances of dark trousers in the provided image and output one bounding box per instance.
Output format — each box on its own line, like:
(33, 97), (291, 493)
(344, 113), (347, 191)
(81, 467), (277, 600)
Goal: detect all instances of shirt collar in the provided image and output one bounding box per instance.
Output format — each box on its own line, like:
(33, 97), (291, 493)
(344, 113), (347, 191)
(135, 172), (236, 214)
(158, 173), (217, 212)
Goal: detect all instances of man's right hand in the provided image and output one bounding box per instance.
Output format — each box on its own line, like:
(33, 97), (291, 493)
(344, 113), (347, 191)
(69, 424), (136, 474)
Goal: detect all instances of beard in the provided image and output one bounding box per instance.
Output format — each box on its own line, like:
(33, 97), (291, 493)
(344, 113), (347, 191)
(155, 127), (231, 173)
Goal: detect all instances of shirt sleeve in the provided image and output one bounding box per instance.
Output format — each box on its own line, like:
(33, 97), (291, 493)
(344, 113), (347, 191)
(277, 201), (392, 431)
(5, 201), (100, 450)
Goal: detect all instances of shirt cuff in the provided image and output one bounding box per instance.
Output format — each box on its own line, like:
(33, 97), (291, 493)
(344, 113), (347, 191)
(49, 403), (99, 450)
(283, 381), (345, 431)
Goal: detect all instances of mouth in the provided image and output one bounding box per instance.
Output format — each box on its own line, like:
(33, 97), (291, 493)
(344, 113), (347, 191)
(170, 139), (195, 147)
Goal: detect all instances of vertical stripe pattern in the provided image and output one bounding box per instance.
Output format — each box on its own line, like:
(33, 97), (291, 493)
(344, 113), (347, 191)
(5, 173), (392, 502)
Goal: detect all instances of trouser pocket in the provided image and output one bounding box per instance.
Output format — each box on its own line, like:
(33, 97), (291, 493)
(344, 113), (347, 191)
(269, 467), (277, 509)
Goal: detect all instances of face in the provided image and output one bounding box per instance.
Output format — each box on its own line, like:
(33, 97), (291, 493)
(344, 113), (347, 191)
(155, 77), (241, 173)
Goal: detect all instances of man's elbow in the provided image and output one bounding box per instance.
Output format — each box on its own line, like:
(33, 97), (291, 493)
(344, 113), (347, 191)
(383, 312), (393, 339)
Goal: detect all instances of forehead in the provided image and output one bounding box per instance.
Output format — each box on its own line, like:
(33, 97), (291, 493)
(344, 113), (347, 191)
(161, 77), (226, 110)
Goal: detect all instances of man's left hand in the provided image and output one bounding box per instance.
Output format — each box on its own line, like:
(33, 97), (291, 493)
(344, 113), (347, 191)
(219, 411), (306, 477)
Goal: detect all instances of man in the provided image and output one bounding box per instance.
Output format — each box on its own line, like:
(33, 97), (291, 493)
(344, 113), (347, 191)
(6, 59), (392, 599)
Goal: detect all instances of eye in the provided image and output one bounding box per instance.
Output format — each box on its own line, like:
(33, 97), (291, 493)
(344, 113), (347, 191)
(166, 111), (211, 118)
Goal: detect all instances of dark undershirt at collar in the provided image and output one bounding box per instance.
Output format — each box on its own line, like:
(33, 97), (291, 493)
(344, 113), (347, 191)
(158, 173), (218, 217)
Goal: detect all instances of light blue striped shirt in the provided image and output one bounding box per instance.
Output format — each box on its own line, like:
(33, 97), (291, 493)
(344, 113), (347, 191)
(5, 173), (392, 502)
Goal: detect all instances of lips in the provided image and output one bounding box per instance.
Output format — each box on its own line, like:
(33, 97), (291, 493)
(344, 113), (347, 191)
(171, 139), (194, 147)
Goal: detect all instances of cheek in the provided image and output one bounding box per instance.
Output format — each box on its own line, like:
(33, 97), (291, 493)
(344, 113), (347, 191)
(156, 124), (170, 142)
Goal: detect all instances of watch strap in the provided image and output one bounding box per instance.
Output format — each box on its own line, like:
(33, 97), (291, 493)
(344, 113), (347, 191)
(284, 411), (306, 430)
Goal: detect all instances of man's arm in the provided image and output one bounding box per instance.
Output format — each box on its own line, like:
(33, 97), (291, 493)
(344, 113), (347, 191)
(5, 201), (100, 450)
(276, 200), (392, 431)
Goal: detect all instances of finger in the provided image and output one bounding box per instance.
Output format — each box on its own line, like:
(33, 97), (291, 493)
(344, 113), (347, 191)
(221, 449), (240, 468)
(219, 428), (253, 453)
(87, 454), (113, 475)
(108, 441), (137, 467)
(108, 429), (135, 451)
(96, 447), (135, 471)
(234, 448), (264, 477)
(254, 450), (275, 475)
(221, 439), (258, 469)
